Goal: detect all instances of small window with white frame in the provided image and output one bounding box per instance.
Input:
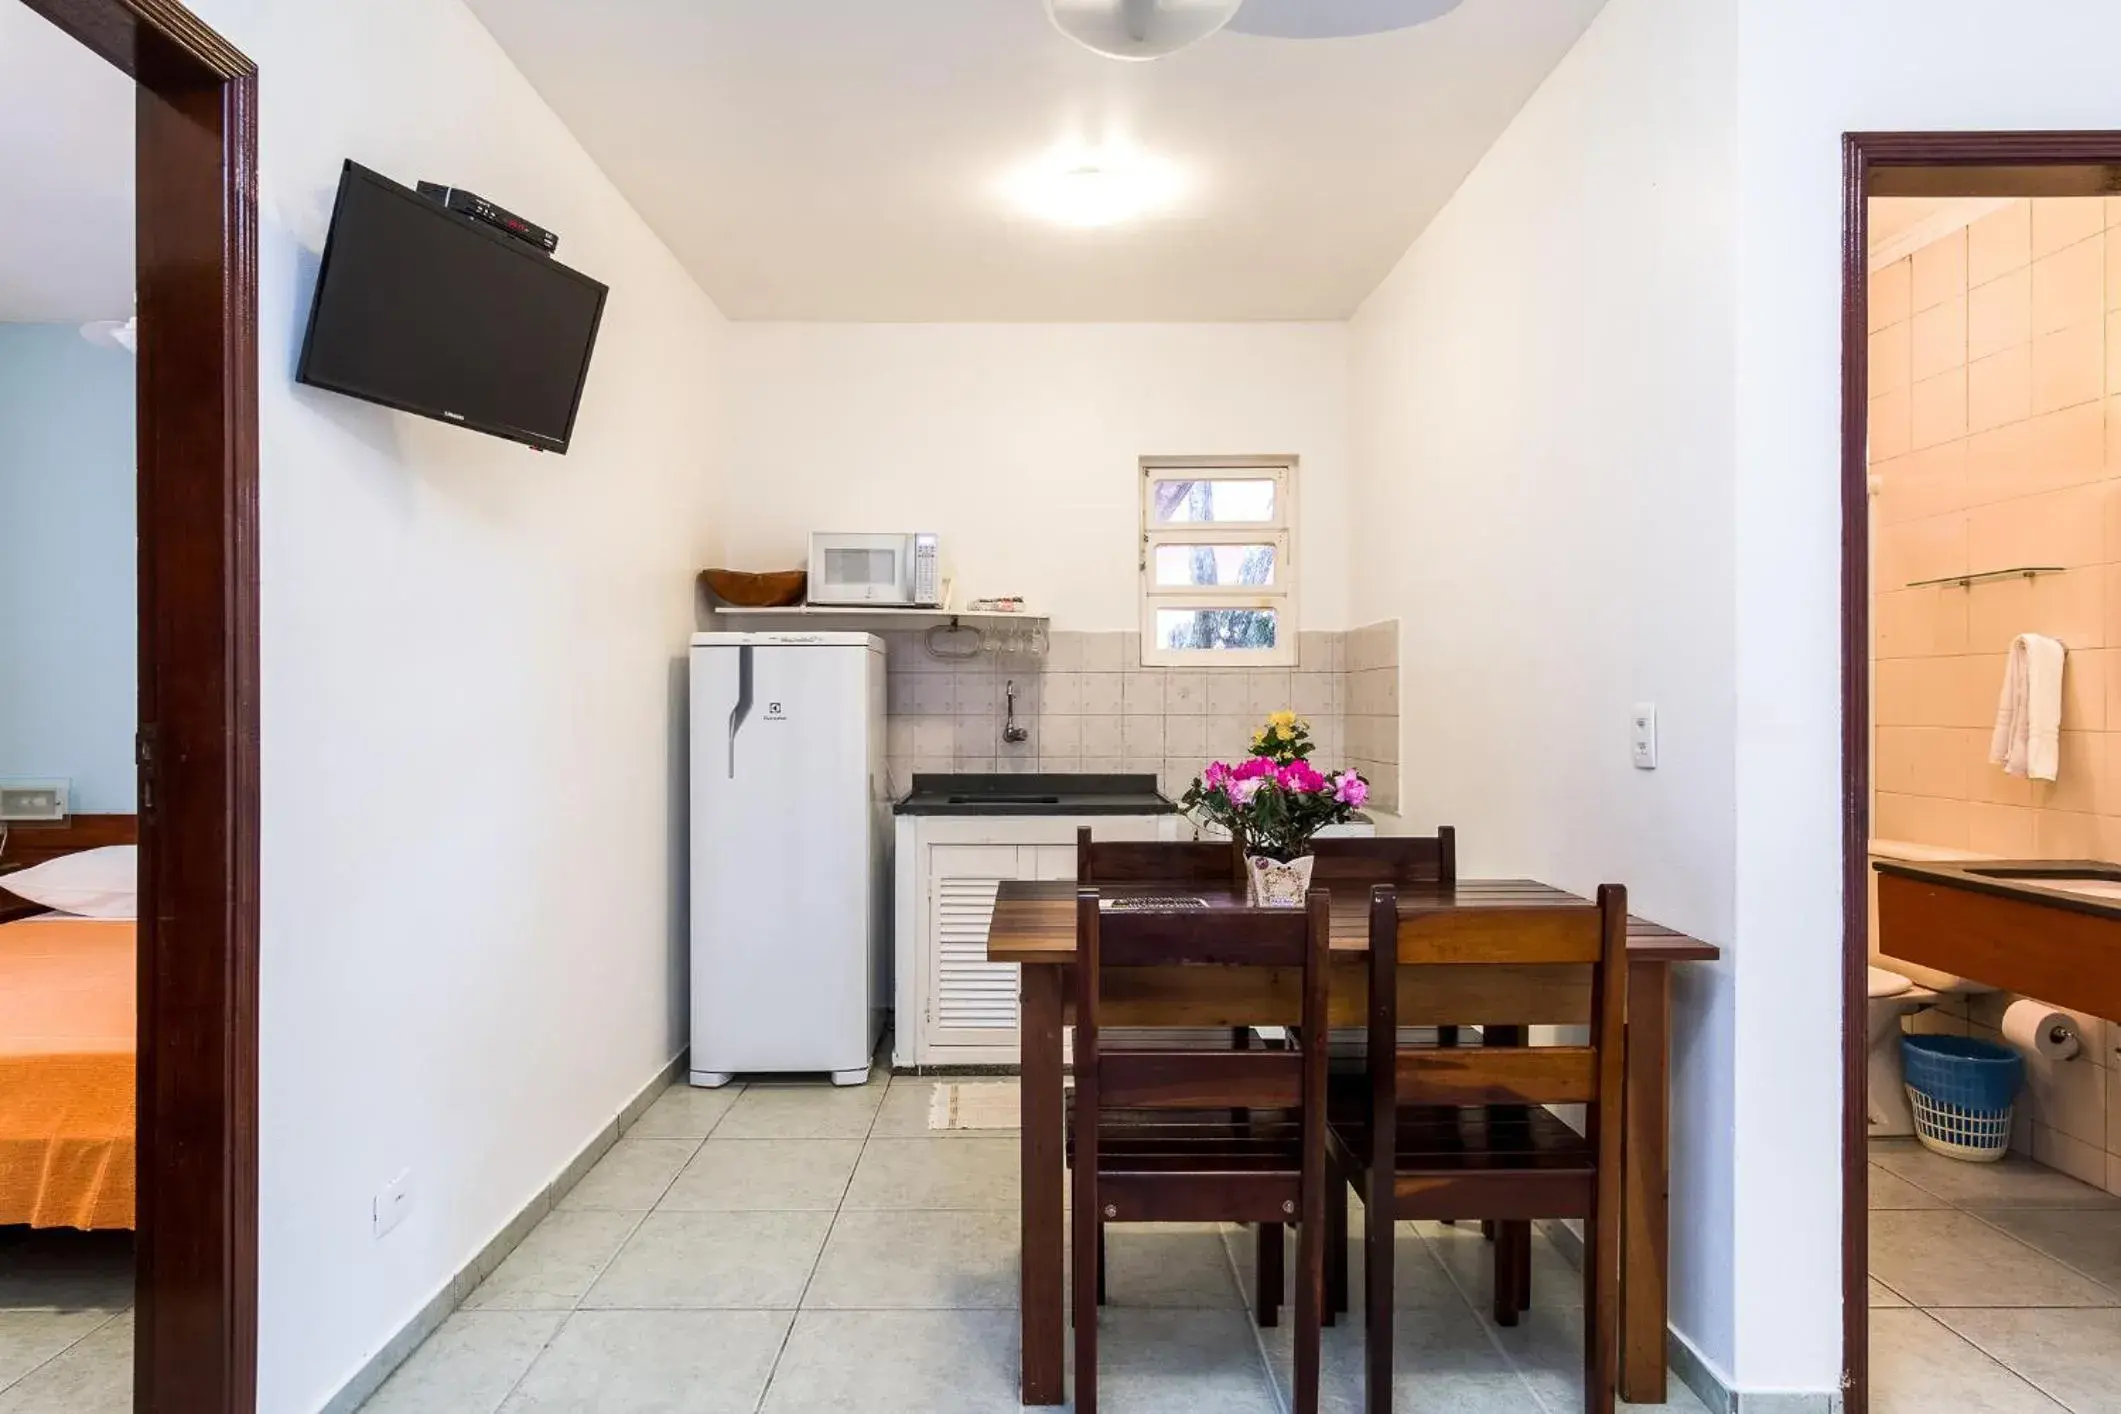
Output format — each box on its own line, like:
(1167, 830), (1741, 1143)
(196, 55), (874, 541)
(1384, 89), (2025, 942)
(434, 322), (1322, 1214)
(1139, 455), (1296, 667)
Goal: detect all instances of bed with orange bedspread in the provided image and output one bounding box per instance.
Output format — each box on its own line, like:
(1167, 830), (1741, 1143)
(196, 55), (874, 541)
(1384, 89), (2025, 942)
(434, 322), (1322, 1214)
(0, 916), (135, 1229)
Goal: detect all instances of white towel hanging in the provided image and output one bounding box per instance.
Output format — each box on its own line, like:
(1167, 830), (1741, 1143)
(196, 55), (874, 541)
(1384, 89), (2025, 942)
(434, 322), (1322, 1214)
(1989, 634), (2066, 782)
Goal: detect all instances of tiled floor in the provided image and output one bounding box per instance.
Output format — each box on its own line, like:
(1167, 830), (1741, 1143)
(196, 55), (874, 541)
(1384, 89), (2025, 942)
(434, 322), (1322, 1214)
(365, 1072), (1707, 1414)
(0, 1227), (134, 1413)
(1869, 1137), (2121, 1413)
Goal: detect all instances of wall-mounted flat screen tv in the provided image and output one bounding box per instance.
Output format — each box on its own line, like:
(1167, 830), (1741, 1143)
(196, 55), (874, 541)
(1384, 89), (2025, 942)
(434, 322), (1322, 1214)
(297, 161), (608, 453)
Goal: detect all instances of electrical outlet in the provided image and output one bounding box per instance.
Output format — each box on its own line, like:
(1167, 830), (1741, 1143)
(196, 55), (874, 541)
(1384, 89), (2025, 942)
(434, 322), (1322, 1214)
(1630, 704), (1658, 770)
(0, 780), (69, 822)
(373, 1169), (414, 1239)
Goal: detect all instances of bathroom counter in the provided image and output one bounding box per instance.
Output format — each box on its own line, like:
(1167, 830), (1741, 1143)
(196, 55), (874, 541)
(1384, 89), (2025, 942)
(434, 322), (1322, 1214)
(1874, 858), (2121, 1020)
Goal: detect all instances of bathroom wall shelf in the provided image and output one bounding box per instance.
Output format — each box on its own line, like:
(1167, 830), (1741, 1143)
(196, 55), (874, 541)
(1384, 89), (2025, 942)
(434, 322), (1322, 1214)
(1904, 566), (2066, 590)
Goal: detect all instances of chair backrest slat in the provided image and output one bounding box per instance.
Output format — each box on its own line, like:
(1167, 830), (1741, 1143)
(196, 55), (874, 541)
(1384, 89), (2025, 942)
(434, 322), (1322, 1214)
(1308, 829), (1455, 888)
(1097, 1048), (1303, 1110)
(1077, 827), (1240, 887)
(1393, 1046), (1598, 1106)
(1394, 906), (1603, 967)
(1366, 882), (1627, 1127)
(1077, 888), (1331, 1117)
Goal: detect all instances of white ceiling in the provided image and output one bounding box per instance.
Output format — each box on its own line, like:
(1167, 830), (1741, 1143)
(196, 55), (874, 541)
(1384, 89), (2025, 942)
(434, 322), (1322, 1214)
(466, 0), (1607, 321)
(0, 3), (132, 323)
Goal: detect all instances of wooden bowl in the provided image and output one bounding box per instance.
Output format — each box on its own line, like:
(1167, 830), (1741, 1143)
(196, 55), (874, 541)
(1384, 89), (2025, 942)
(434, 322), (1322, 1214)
(700, 568), (807, 608)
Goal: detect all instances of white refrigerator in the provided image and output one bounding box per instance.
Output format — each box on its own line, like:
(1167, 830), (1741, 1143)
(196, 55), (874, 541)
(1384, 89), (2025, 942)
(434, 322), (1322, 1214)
(689, 631), (888, 1087)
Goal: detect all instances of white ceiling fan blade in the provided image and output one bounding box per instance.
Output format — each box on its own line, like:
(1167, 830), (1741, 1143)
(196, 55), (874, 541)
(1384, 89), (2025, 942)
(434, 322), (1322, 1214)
(1225, 0), (1465, 39)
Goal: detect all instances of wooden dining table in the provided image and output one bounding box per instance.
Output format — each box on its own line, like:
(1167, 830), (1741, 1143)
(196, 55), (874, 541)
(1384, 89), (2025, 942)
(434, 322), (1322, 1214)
(987, 876), (1719, 1407)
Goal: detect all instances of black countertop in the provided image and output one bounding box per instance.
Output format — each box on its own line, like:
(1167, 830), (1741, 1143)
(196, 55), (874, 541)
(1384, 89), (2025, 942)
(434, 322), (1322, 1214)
(893, 773), (1177, 817)
(1874, 857), (2121, 923)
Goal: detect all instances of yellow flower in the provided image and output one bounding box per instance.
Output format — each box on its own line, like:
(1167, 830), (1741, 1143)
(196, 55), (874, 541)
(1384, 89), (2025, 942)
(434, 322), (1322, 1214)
(1274, 724), (1293, 741)
(1267, 710), (1297, 728)
(1251, 729), (1266, 746)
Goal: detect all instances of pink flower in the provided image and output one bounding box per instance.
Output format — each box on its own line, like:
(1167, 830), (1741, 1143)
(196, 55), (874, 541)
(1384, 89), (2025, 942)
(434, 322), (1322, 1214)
(1334, 772), (1369, 808)
(1276, 761), (1327, 794)
(1231, 756), (1275, 781)
(1230, 776), (1266, 805)
(1202, 761), (1234, 791)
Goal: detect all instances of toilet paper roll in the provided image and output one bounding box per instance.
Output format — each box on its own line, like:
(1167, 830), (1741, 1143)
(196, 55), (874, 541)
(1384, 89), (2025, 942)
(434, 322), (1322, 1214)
(2002, 999), (2082, 1061)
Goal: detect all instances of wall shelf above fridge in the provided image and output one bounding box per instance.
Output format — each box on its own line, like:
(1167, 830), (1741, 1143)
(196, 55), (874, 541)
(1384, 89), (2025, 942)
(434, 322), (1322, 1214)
(707, 604), (1047, 628)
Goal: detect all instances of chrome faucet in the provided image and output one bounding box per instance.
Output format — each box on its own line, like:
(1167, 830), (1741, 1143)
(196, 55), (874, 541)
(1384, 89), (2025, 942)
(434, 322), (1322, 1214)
(1003, 680), (1030, 744)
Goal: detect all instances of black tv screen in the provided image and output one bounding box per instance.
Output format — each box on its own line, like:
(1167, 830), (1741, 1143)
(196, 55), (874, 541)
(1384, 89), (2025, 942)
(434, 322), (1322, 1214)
(297, 161), (608, 453)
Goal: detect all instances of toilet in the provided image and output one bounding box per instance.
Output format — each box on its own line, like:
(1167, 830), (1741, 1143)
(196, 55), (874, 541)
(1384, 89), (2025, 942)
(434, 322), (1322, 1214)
(1867, 840), (1996, 1136)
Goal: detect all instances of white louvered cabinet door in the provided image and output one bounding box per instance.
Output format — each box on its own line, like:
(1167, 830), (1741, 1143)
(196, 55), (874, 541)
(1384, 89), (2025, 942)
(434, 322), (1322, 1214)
(924, 845), (1025, 1049)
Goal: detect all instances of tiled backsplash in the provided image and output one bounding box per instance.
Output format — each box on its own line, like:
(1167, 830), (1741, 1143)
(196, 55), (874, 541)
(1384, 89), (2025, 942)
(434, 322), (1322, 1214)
(881, 621), (1402, 814)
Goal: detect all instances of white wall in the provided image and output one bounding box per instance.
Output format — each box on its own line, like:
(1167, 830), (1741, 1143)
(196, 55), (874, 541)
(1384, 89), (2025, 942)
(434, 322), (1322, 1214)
(1727, 0), (2121, 1395)
(0, 324), (135, 811)
(180, 1), (725, 1408)
(718, 323), (1350, 633)
(1348, 0), (1745, 1383)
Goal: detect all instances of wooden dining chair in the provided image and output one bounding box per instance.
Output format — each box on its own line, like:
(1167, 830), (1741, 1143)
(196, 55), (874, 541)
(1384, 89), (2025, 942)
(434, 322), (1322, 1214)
(1307, 827), (1456, 890)
(1328, 883), (1628, 1414)
(1069, 888), (1332, 1414)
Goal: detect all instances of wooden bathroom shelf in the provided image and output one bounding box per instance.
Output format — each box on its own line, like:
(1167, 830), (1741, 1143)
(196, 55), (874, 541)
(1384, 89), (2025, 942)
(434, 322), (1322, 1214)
(1904, 566), (2066, 590)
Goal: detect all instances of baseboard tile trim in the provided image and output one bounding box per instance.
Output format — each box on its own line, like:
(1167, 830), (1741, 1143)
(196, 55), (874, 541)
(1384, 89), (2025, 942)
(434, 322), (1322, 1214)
(316, 1051), (686, 1414)
(1535, 1231), (1841, 1414)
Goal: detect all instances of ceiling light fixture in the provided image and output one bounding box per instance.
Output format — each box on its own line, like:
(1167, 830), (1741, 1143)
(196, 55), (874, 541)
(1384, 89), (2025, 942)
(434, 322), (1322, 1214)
(79, 315), (136, 355)
(1044, 0), (1243, 62)
(1001, 145), (1186, 228)
(1224, 0), (1464, 39)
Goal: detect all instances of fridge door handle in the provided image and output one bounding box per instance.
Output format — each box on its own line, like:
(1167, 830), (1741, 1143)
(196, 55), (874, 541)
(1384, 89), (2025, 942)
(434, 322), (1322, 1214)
(727, 644), (754, 777)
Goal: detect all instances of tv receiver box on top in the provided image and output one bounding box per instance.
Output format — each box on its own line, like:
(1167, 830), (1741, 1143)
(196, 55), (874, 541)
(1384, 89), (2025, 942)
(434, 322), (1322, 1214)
(415, 181), (558, 255)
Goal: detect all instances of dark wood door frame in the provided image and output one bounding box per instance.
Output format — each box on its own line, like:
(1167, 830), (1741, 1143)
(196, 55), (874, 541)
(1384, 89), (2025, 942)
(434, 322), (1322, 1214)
(1842, 131), (2121, 1414)
(17, 1), (259, 1410)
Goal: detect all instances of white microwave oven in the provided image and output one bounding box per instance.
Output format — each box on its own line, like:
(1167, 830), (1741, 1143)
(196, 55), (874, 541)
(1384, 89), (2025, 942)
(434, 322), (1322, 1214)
(808, 532), (942, 607)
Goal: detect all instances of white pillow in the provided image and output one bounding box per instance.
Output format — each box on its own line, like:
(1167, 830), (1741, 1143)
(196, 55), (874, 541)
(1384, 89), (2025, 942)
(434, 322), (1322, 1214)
(2, 845), (138, 919)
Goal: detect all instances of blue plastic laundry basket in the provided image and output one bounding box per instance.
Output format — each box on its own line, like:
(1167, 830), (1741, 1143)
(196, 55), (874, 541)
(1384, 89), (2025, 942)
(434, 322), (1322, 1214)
(1901, 1035), (2024, 1162)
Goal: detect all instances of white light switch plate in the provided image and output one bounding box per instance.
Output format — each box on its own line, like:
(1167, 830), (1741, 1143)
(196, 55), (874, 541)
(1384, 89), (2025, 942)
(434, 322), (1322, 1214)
(373, 1169), (414, 1239)
(1630, 704), (1658, 770)
(0, 781), (69, 822)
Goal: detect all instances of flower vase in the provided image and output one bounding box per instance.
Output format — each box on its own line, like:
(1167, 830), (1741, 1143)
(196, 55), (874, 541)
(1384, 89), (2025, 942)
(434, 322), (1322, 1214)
(1246, 854), (1315, 908)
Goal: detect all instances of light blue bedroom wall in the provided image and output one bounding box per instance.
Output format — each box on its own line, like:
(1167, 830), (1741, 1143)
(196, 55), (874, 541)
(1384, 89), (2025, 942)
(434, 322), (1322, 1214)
(0, 324), (136, 811)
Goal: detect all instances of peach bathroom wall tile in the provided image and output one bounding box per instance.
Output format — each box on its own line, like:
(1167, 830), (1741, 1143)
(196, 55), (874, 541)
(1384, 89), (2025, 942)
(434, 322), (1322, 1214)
(1969, 482), (2107, 571)
(1869, 322), (1912, 396)
(1909, 725), (1972, 800)
(2032, 317), (2106, 415)
(2034, 809), (2104, 859)
(1875, 793), (1970, 849)
(1872, 726), (1920, 795)
(1912, 227), (1969, 311)
(1876, 512), (1969, 588)
(1872, 657), (1920, 727)
(2034, 196), (2108, 261)
(2026, 565), (2107, 650)
(2030, 731), (2107, 815)
(1965, 728), (2035, 806)
(2020, 400), (2105, 494)
(1870, 386), (1913, 461)
(2110, 312), (2121, 396)
(1875, 586), (1966, 658)
(1965, 575), (2034, 654)
(1965, 801), (2037, 856)
(1967, 265), (2032, 362)
(1910, 368), (1969, 450)
(1968, 200), (2032, 287)
(1886, 441), (1971, 526)
(2104, 563), (2121, 648)
(2108, 224), (2121, 309)
(2061, 647), (2107, 731)
(1963, 420), (2035, 507)
(1910, 295), (1968, 382)
(1965, 344), (2031, 433)
(2033, 234), (2107, 335)
(1952, 653), (2012, 730)
(1871, 258), (1912, 332)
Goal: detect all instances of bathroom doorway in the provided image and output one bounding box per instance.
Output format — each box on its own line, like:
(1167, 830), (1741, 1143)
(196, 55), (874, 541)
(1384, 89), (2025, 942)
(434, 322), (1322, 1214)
(1846, 134), (2121, 1414)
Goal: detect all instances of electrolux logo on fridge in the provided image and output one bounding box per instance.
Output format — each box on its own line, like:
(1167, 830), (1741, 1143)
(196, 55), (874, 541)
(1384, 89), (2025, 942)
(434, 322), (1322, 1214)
(765, 701), (788, 721)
